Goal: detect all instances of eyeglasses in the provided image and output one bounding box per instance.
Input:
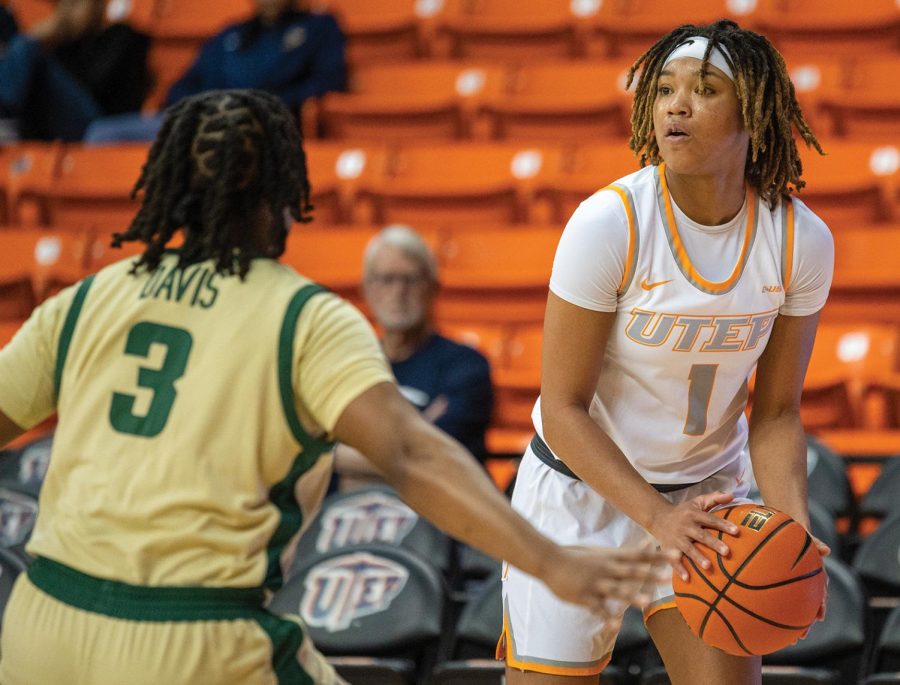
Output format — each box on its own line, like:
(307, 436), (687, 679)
(366, 272), (430, 288)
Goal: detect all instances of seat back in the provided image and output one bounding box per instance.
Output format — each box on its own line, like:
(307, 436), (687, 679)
(451, 576), (502, 660)
(291, 485), (454, 577)
(269, 543), (446, 676)
(860, 460), (900, 521)
(763, 557), (867, 685)
(305, 142), (390, 223)
(51, 144), (150, 228)
(488, 61), (632, 141)
(370, 143), (561, 226)
(441, 0), (584, 60)
(806, 436), (853, 520)
(322, 62), (505, 141)
(796, 141), (897, 227)
(870, 604), (900, 674)
(0, 433), (53, 498)
(853, 511), (900, 599)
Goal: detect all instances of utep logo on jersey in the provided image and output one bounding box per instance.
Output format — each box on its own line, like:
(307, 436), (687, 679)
(740, 508), (775, 532)
(316, 492), (418, 553)
(0, 490), (37, 546)
(625, 308), (779, 353)
(300, 553), (409, 632)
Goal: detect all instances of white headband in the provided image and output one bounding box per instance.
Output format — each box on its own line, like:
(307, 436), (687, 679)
(662, 36), (735, 82)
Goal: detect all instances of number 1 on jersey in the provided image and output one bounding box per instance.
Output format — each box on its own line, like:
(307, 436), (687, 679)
(684, 364), (718, 436)
(110, 322), (193, 438)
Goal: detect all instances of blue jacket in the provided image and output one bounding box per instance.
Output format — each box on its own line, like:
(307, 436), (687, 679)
(166, 10), (345, 108)
(391, 334), (494, 462)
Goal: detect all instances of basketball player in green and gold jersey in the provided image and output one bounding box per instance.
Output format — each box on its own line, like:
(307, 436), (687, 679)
(0, 90), (671, 685)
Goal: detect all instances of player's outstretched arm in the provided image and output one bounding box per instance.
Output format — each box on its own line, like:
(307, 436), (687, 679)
(540, 293), (737, 579)
(332, 380), (672, 614)
(0, 411), (24, 449)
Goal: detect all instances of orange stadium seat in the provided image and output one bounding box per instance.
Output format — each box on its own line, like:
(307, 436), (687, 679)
(802, 323), (899, 430)
(48, 144), (149, 229)
(819, 57), (900, 141)
(439, 0), (593, 60)
(6, 0), (53, 29)
(0, 229), (89, 320)
(591, 0), (761, 59)
(319, 62), (505, 141)
(484, 60), (633, 141)
(434, 225), (557, 324)
(304, 142), (390, 224)
(311, 0), (443, 62)
(439, 321), (508, 371)
(795, 140), (898, 228)
(3, 143), (62, 227)
(785, 57), (852, 138)
(541, 142), (644, 223)
(755, 0), (900, 60)
(367, 142), (563, 226)
(490, 323), (543, 447)
(827, 224), (900, 325)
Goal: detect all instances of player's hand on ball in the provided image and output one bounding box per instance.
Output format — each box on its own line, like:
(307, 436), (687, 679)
(648, 490), (740, 582)
(808, 533), (831, 631)
(543, 544), (675, 619)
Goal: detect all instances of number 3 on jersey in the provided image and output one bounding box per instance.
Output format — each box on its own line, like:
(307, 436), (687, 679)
(109, 322), (193, 437)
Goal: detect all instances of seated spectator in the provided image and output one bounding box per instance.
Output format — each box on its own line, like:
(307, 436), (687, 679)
(1, 5), (17, 46)
(85, 0), (345, 143)
(334, 226), (494, 492)
(0, 0), (149, 141)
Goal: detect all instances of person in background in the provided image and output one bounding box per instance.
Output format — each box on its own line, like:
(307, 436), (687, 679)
(334, 225), (494, 491)
(0, 4), (17, 46)
(85, 0), (345, 143)
(0, 0), (149, 141)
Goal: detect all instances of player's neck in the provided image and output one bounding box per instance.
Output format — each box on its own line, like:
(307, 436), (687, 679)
(664, 166), (747, 226)
(381, 324), (433, 362)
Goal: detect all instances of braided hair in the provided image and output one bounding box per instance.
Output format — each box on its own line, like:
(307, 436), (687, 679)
(626, 19), (823, 207)
(113, 89), (313, 279)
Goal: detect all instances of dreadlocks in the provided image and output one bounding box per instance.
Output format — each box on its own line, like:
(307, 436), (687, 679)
(113, 89), (313, 279)
(626, 19), (823, 208)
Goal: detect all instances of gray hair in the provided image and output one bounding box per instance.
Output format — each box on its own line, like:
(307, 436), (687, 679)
(363, 224), (438, 283)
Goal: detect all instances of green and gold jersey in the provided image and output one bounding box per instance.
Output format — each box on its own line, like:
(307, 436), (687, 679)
(0, 253), (393, 589)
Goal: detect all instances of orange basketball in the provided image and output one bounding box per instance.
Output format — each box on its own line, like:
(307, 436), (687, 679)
(672, 503), (826, 656)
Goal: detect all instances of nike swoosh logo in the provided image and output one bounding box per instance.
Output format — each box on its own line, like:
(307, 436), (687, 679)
(641, 278), (672, 291)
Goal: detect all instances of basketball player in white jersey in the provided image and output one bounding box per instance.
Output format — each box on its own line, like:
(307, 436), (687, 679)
(499, 20), (834, 685)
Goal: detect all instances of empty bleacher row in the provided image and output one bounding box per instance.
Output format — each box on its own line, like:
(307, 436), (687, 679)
(2, 138), (898, 227)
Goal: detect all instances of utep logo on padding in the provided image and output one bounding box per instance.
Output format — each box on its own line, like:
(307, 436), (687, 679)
(300, 553), (409, 632)
(19, 443), (51, 485)
(0, 491), (37, 546)
(740, 508), (775, 532)
(316, 492), (418, 553)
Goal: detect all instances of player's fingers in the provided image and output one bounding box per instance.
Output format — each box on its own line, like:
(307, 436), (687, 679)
(697, 510), (740, 537)
(682, 540), (713, 572)
(693, 527), (731, 557)
(812, 536), (832, 557)
(693, 490), (734, 511)
(608, 546), (672, 565)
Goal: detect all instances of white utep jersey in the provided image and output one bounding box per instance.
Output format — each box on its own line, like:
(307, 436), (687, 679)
(534, 163), (800, 485)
